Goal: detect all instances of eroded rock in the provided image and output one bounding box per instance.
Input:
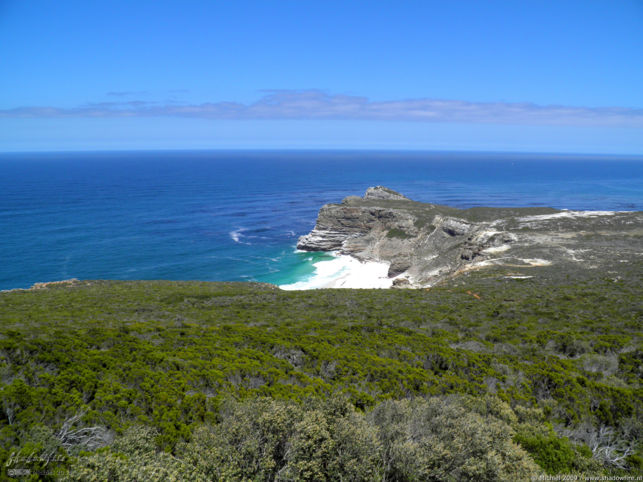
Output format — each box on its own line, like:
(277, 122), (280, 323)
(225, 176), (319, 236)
(297, 187), (643, 287)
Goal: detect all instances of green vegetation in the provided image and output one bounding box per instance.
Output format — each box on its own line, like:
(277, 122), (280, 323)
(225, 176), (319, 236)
(0, 273), (641, 480)
(412, 217), (435, 232)
(385, 228), (413, 239)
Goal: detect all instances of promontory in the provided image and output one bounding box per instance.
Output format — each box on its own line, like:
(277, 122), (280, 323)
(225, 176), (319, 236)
(297, 186), (643, 287)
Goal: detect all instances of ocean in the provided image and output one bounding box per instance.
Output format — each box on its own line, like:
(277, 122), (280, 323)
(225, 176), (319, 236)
(1, 150), (642, 292)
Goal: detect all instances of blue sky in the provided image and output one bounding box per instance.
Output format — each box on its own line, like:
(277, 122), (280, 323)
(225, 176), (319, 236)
(1, 0), (642, 153)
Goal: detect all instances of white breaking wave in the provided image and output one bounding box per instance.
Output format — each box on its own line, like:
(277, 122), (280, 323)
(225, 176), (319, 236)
(280, 253), (393, 290)
(229, 228), (250, 244)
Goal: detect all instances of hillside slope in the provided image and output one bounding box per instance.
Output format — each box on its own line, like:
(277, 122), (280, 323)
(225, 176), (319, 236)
(0, 270), (641, 478)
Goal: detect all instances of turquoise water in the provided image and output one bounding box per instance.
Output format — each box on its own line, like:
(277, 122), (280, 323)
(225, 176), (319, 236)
(1, 150), (642, 291)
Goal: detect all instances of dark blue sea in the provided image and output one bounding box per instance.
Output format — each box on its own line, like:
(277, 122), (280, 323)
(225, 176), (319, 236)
(1, 150), (642, 291)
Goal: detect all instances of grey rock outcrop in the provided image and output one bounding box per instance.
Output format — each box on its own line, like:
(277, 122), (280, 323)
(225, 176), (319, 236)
(297, 187), (643, 287)
(363, 186), (411, 201)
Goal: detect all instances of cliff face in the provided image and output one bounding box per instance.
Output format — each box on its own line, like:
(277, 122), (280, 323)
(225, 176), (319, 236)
(297, 186), (643, 287)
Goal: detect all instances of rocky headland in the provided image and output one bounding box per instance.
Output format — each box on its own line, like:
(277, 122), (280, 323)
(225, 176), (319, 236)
(297, 186), (643, 287)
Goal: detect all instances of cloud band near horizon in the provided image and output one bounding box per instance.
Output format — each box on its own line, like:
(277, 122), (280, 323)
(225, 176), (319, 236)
(2, 90), (642, 127)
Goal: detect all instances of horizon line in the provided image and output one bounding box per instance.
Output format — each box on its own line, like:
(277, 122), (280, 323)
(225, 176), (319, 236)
(1, 147), (642, 158)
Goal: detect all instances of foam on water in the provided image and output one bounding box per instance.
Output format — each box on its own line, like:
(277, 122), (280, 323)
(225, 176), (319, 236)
(229, 229), (243, 243)
(280, 253), (393, 290)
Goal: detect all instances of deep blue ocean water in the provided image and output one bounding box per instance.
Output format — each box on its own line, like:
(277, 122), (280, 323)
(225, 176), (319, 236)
(1, 150), (642, 291)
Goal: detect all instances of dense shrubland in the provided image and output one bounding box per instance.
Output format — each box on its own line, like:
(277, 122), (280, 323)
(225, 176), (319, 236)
(0, 271), (640, 480)
(62, 395), (547, 481)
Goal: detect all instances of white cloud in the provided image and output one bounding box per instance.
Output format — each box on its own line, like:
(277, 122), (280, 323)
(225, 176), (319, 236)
(2, 90), (642, 127)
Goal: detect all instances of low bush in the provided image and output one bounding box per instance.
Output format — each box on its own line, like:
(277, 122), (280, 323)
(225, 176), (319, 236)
(0, 276), (640, 478)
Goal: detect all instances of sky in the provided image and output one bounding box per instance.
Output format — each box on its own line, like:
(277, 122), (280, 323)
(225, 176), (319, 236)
(0, 0), (642, 153)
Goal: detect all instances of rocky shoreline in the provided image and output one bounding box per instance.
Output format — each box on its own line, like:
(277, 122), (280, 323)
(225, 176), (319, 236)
(297, 186), (643, 287)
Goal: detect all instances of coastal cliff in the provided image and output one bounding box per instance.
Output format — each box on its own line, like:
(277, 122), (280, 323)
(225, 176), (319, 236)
(297, 186), (643, 287)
